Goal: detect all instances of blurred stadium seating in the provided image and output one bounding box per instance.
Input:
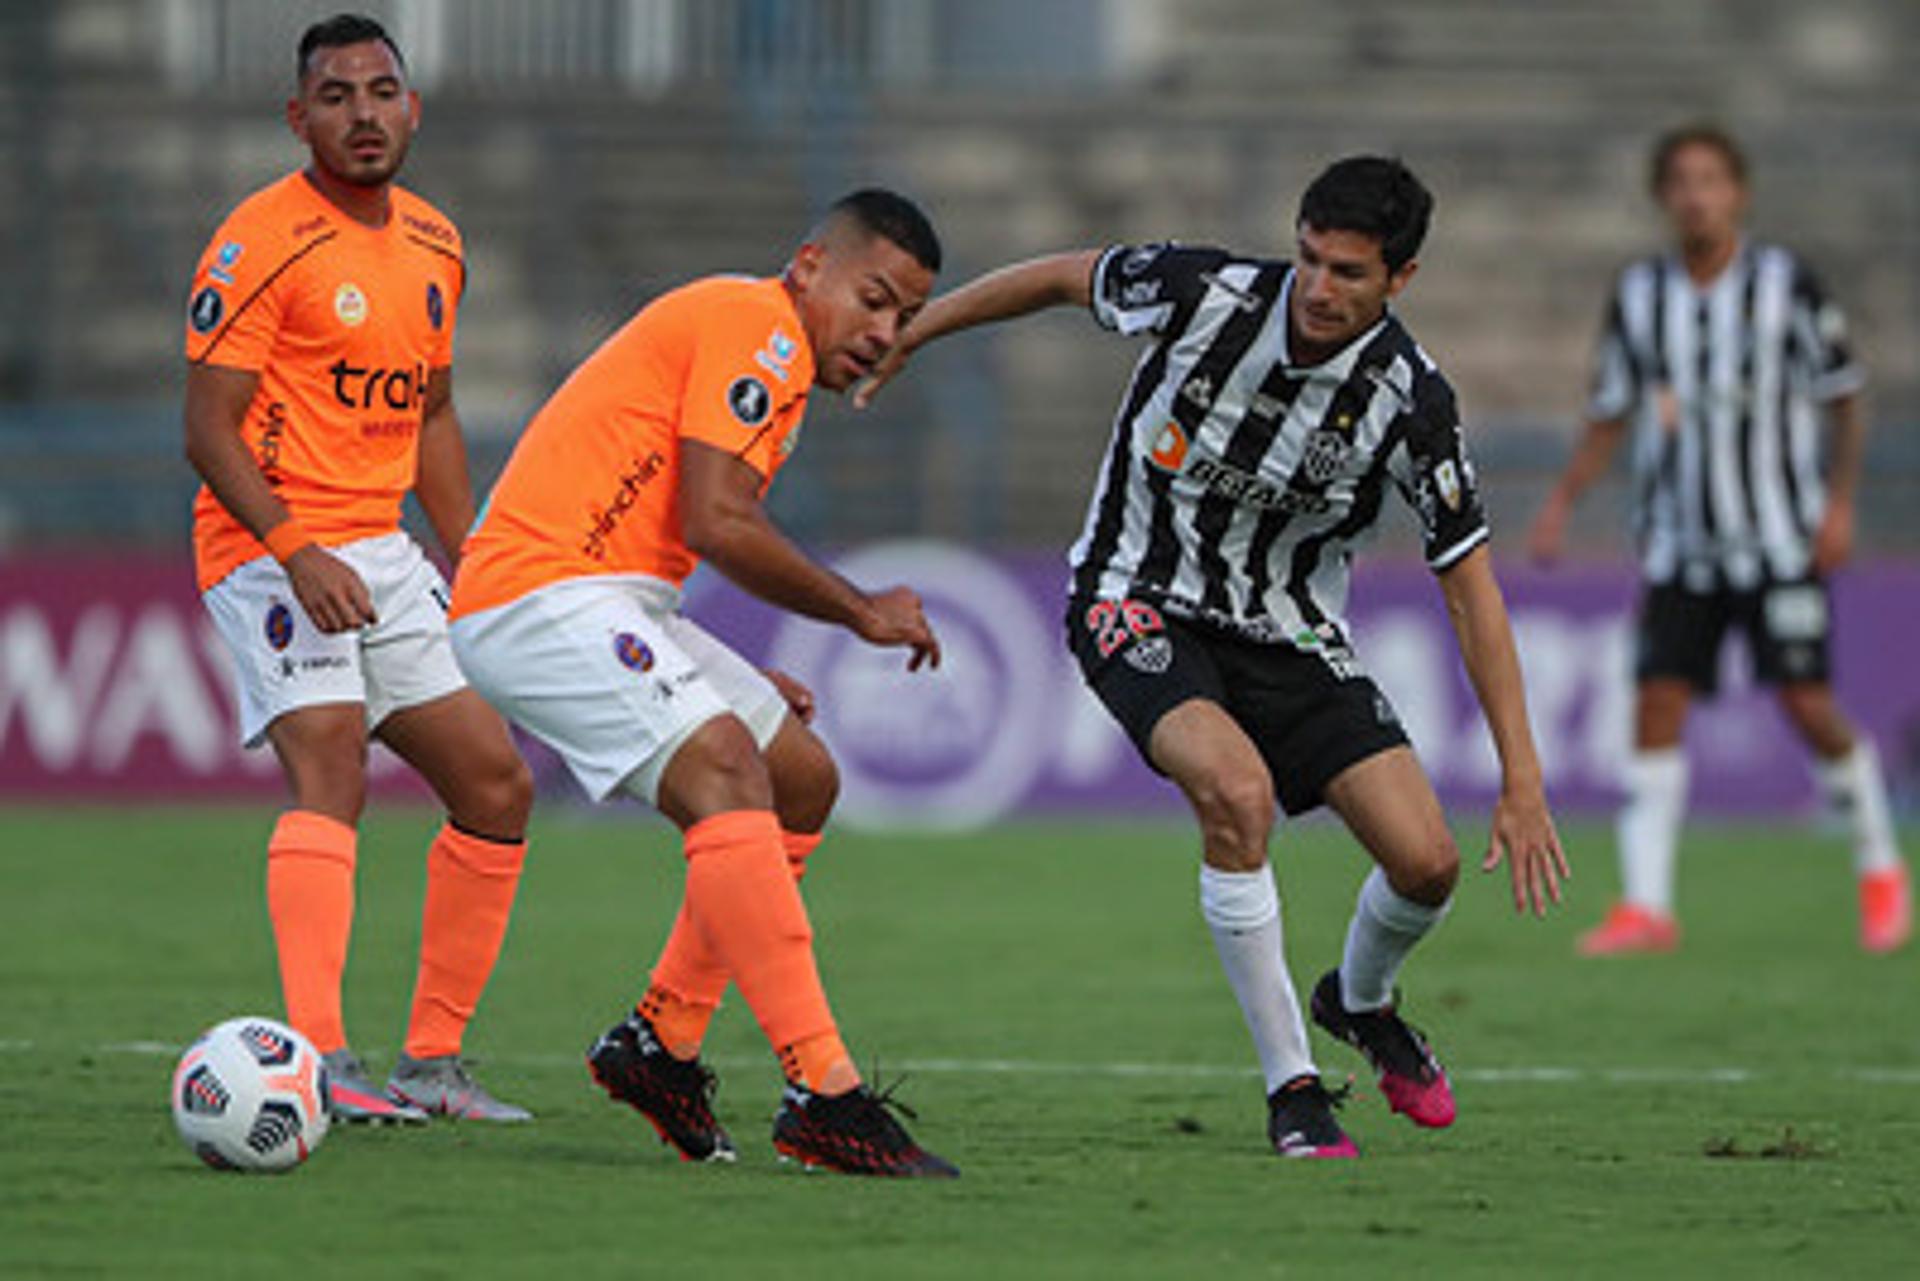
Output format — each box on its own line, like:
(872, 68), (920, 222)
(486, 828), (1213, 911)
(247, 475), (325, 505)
(3, 0), (1917, 556)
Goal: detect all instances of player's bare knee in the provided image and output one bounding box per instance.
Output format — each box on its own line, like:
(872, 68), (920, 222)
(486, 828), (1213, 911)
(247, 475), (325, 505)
(1187, 769), (1274, 868)
(457, 750), (534, 838)
(1393, 833), (1460, 906)
(660, 716), (775, 822)
(773, 736), (838, 834)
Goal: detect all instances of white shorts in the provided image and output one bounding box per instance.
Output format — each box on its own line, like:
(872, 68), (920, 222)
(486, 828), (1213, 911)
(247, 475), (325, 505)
(449, 575), (788, 804)
(203, 531), (468, 749)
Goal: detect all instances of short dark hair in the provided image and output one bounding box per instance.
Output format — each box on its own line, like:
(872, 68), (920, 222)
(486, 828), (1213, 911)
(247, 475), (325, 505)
(1649, 123), (1748, 195)
(828, 188), (942, 273)
(1297, 156), (1433, 273)
(297, 13), (405, 84)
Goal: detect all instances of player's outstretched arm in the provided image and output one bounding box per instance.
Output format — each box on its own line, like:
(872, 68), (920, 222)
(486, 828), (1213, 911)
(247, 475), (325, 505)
(1437, 545), (1571, 916)
(681, 441), (940, 670)
(183, 362), (374, 632)
(1526, 415), (1627, 565)
(413, 365), (479, 568)
(854, 250), (1103, 409)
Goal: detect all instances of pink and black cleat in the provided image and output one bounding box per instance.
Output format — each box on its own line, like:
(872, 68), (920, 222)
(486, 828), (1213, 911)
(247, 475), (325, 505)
(1309, 970), (1456, 1129)
(1266, 1073), (1359, 1159)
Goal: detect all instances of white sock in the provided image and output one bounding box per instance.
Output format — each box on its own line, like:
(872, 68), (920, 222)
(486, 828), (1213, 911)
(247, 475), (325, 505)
(1817, 739), (1903, 875)
(1617, 748), (1689, 914)
(1199, 864), (1315, 1093)
(1339, 867), (1450, 1012)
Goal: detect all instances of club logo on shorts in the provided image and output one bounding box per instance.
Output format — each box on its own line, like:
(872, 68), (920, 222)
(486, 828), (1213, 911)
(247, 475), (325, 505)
(264, 602), (294, 651)
(727, 376), (772, 427)
(189, 287), (224, 333)
(1122, 635), (1174, 675)
(613, 632), (655, 673)
(426, 281), (444, 330)
(334, 282), (368, 327)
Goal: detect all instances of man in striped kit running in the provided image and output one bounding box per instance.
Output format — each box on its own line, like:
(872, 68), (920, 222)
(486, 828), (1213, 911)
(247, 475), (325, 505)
(1530, 124), (1910, 955)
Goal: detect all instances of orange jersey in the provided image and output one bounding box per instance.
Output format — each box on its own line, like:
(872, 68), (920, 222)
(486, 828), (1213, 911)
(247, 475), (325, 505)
(185, 171), (465, 590)
(450, 276), (815, 620)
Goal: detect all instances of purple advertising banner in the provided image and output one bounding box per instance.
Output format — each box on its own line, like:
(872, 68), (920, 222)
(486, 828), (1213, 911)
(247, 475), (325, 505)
(4, 546), (1918, 827)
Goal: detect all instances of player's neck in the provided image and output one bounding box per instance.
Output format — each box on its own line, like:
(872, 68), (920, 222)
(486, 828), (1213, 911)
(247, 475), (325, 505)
(302, 164), (393, 229)
(1678, 232), (1740, 285)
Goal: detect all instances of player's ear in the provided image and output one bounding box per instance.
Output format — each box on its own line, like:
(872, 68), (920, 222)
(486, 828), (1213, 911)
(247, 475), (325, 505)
(1386, 257), (1419, 298)
(285, 96), (308, 143)
(408, 89), (422, 132)
(787, 241), (827, 293)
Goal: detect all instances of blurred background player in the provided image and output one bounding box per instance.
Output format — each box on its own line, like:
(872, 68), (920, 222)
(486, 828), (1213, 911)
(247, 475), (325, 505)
(860, 157), (1569, 1158)
(1530, 124), (1911, 956)
(448, 190), (957, 1177)
(182, 14), (536, 1122)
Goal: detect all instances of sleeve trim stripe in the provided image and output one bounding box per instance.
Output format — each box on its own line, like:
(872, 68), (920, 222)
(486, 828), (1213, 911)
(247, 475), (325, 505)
(190, 231), (337, 366)
(405, 234), (469, 298)
(1429, 526), (1490, 572)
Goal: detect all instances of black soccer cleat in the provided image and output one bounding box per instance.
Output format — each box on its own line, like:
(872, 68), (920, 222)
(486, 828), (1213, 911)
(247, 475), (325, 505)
(1266, 1073), (1358, 1159)
(587, 1013), (736, 1163)
(1309, 969), (1456, 1128)
(772, 1080), (959, 1179)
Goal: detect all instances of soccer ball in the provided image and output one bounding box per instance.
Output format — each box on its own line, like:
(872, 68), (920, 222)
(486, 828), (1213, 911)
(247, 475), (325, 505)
(170, 1016), (330, 1172)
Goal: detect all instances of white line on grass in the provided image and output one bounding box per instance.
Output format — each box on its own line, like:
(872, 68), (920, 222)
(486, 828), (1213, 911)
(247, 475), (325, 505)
(11, 1041), (1908, 1086)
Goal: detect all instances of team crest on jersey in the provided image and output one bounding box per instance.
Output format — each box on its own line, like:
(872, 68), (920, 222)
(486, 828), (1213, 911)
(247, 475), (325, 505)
(426, 282), (444, 330)
(1147, 420), (1190, 472)
(263, 602), (294, 651)
(1299, 429), (1351, 484)
(189, 287), (224, 333)
(1433, 459), (1463, 511)
(613, 632), (655, 673)
(727, 376), (772, 427)
(334, 282), (368, 327)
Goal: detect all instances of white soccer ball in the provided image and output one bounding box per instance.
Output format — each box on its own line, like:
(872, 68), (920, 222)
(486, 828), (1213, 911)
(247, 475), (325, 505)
(170, 1016), (330, 1172)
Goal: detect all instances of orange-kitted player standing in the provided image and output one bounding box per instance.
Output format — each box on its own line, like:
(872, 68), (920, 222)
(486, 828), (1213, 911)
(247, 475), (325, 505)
(183, 14), (534, 1124)
(450, 190), (957, 1177)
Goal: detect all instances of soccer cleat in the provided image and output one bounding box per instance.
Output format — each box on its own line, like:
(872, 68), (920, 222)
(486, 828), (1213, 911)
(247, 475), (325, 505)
(1310, 970), (1456, 1129)
(321, 1049), (428, 1125)
(772, 1081), (960, 1179)
(1266, 1073), (1358, 1159)
(386, 1053), (533, 1122)
(587, 1013), (735, 1163)
(1860, 866), (1912, 954)
(1577, 902), (1681, 956)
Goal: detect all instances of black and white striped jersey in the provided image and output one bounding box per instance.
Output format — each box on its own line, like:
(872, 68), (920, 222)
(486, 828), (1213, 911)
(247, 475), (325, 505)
(1588, 241), (1862, 590)
(1067, 242), (1489, 649)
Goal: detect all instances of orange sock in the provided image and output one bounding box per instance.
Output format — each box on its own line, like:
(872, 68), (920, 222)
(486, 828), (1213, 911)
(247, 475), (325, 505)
(265, 810), (357, 1054)
(638, 828), (825, 1058)
(404, 823), (528, 1059)
(680, 811), (854, 1092)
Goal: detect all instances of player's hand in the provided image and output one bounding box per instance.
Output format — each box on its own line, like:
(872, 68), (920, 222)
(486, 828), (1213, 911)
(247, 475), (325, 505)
(853, 585), (942, 671)
(1813, 499), (1855, 574)
(284, 544), (376, 634)
(1526, 494), (1568, 566)
(763, 667), (817, 724)
(851, 342), (913, 410)
(1480, 782), (1569, 917)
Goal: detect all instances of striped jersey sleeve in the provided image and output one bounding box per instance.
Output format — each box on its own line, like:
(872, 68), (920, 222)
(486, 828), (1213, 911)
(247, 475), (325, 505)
(1090, 242), (1230, 337)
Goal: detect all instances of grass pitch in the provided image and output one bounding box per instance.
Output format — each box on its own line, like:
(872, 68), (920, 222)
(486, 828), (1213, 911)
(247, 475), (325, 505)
(2, 805), (1914, 1278)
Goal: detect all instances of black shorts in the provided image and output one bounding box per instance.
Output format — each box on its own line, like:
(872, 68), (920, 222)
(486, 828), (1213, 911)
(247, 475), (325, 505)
(1635, 574), (1833, 694)
(1065, 597), (1410, 816)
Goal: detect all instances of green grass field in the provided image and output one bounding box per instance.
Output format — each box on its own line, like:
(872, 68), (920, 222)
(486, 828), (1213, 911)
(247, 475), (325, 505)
(2, 805), (1914, 1278)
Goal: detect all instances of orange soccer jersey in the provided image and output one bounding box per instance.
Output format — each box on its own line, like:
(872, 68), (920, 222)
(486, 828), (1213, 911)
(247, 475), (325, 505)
(185, 170), (465, 591)
(450, 276), (815, 620)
